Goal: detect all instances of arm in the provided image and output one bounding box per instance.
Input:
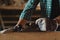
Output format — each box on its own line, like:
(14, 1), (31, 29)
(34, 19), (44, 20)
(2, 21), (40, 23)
(20, 0), (39, 20)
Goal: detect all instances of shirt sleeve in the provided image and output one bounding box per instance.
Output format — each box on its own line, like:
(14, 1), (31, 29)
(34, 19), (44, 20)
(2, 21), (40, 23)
(19, 0), (39, 19)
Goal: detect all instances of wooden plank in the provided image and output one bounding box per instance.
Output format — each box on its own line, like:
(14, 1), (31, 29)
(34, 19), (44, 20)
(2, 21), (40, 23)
(4, 21), (17, 23)
(0, 5), (41, 10)
(0, 15), (19, 17)
(0, 32), (60, 40)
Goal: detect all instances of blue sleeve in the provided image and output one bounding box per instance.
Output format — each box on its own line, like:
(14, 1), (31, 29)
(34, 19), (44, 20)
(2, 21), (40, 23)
(19, 0), (39, 19)
(46, 0), (52, 18)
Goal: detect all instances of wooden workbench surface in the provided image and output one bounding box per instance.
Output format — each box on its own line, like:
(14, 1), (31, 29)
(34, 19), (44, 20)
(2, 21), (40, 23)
(0, 32), (60, 40)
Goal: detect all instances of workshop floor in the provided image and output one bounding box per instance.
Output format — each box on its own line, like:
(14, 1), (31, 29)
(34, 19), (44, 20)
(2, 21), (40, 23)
(0, 32), (60, 40)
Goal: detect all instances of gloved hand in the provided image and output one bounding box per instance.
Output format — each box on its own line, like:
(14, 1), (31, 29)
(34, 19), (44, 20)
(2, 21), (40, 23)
(35, 18), (57, 31)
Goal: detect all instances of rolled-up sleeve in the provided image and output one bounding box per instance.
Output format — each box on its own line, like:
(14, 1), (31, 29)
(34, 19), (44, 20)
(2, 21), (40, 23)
(20, 0), (39, 19)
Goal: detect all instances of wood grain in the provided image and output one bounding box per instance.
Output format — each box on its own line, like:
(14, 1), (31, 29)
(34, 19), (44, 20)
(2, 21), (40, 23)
(0, 32), (60, 40)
